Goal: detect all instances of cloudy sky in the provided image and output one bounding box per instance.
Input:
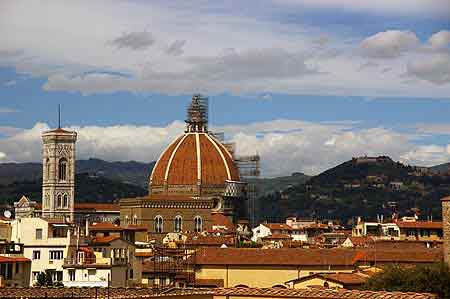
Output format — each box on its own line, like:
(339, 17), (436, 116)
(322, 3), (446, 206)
(1, 0), (450, 177)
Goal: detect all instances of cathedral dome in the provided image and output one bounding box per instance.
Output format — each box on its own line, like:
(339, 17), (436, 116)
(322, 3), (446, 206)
(149, 132), (240, 196)
(149, 95), (240, 196)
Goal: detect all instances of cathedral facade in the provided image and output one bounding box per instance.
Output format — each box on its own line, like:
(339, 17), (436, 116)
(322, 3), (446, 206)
(120, 95), (247, 241)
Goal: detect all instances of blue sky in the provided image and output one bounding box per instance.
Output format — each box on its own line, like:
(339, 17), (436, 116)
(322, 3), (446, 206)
(0, 0), (450, 176)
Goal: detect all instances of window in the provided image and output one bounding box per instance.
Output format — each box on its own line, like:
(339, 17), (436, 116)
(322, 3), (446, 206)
(58, 158), (67, 181)
(49, 270), (63, 282)
(68, 269), (75, 281)
(194, 216), (202, 233)
(32, 250), (41, 260)
(32, 271), (40, 281)
(35, 229), (43, 240)
(154, 215), (163, 233)
(130, 269), (134, 279)
(45, 158), (50, 180)
(15, 263), (19, 274)
(63, 194), (68, 208)
(174, 215), (183, 233)
(133, 214), (138, 225)
(57, 194), (62, 208)
(49, 250), (64, 260)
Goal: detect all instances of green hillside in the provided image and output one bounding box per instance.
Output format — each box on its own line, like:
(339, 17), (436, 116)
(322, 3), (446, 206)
(257, 156), (449, 224)
(0, 173), (147, 204)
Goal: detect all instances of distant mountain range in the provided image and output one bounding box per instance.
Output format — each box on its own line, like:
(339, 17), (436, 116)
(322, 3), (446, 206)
(2, 157), (450, 224)
(0, 158), (155, 187)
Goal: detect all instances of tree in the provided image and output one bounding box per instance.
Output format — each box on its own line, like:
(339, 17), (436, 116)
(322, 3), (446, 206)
(363, 263), (450, 299)
(35, 270), (64, 287)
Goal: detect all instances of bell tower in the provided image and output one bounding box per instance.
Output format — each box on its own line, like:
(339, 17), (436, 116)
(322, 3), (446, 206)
(442, 196), (450, 265)
(42, 123), (77, 221)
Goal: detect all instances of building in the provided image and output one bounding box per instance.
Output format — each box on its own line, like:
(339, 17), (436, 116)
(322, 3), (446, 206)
(192, 248), (359, 288)
(0, 242), (31, 287)
(10, 217), (73, 285)
(441, 196), (450, 265)
(285, 272), (369, 289)
(120, 95), (248, 243)
(41, 127), (77, 221)
(396, 220), (443, 241)
(352, 220), (400, 239)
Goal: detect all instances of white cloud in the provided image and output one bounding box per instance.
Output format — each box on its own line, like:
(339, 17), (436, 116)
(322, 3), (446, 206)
(360, 30), (420, 59)
(428, 30), (450, 50)
(406, 53), (450, 85)
(3, 80), (16, 86)
(0, 1), (449, 97)
(1, 120), (449, 177)
(0, 108), (19, 113)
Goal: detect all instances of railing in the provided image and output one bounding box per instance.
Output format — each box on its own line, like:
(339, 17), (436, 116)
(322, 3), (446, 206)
(64, 257), (128, 267)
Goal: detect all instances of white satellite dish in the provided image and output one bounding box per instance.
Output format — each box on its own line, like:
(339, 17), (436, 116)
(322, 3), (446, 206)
(3, 210), (12, 219)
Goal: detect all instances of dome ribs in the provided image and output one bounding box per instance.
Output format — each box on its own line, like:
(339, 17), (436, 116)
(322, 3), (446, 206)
(214, 139), (240, 181)
(200, 134), (228, 185)
(167, 134), (198, 185)
(150, 135), (183, 186)
(149, 132), (240, 196)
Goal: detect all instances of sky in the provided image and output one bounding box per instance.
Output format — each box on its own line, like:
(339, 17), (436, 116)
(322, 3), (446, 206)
(0, 0), (450, 177)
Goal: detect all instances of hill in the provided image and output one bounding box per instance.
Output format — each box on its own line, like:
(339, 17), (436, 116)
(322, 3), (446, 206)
(257, 156), (450, 224)
(0, 158), (155, 187)
(248, 172), (310, 196)
(430, 162), (450, 174)
(0, 173), (147, 205)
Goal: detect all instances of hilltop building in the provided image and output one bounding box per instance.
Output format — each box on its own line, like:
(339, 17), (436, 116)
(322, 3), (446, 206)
(120, 95), (248, 242)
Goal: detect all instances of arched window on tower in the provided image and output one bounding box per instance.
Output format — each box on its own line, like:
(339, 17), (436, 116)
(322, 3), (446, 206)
(194, 216), (202, 233)
(45, 158), (50, 180)
(57, 194), (62, 208)
(174, 215), (183, 233)
(63, 194), (68, 208)
(154, 216), (163, 233)
(58, 158), (68, 181)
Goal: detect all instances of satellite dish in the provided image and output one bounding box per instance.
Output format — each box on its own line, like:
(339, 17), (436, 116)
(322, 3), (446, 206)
(3, 210), (12, 219)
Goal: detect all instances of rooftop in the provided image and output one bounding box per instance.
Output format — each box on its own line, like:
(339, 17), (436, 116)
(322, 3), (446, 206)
(0, 287), (436, 299)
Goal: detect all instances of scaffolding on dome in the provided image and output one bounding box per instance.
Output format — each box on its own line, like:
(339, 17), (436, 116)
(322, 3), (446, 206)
(186, 94), (209, 131)
(210, 138), (261, 227)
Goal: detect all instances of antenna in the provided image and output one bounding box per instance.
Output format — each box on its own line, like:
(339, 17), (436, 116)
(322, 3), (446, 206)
(58, 104), (61, 129)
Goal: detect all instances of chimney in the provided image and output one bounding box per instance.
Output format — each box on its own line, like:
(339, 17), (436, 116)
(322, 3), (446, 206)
(442, 196), (450, 266)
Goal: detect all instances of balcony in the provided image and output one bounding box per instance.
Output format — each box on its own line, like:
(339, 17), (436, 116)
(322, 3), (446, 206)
(63, 257), (128, 268)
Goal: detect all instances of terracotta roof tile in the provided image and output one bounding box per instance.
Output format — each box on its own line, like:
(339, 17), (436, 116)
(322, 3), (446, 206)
(91, 235), (121, 244)
(0, 255), (31, 263)
(262, 233), (292, 240)
(396, 221), (442, 229)
(194, 248), (359, 266)
(211, 213), (234, 229)
(161, 287), (436, 299)
(0, 287), (436, 298)
(357, 248), (443, 263)
(348, 236), (375, 246)
(150, 132), (240, 194)
(263, 223), (292, 230)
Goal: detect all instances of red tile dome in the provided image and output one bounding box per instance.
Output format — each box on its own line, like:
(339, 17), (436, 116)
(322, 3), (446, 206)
(149, 132), (240, 196)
